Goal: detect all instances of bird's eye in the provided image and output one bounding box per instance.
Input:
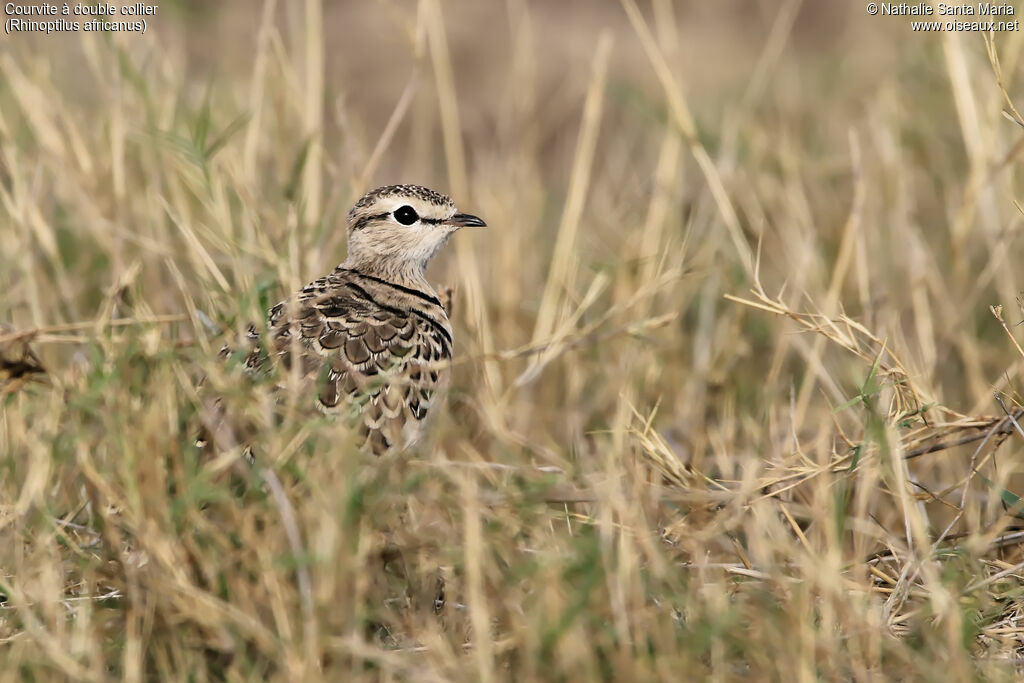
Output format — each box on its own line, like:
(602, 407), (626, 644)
(393, 205), (419, 225)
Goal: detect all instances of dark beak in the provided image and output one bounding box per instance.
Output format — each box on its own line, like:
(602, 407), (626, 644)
(448, 212), (487, 228)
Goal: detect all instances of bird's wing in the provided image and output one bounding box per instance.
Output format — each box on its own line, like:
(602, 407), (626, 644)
(264, 273), (452, 454)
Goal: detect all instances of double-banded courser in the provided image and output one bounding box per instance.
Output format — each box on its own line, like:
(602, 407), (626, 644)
(239, 184), (485, 455)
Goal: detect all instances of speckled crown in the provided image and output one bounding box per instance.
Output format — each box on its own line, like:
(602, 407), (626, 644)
(348, 184), (455, 219)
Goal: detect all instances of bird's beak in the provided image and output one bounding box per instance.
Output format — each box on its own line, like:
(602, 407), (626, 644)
(447, 212), (487, 228)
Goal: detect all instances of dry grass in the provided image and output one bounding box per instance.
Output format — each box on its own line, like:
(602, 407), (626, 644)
(4, 0), (1024, 680)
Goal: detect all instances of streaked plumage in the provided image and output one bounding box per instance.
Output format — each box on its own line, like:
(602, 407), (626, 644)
(243, 184), (485, 455)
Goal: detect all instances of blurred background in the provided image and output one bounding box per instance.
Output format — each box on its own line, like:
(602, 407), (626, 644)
(5, 1), (1024, 679)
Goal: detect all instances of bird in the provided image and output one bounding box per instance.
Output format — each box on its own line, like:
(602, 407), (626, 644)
(234, 184), (485, 456)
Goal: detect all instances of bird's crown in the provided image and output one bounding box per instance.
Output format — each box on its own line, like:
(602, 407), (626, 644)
(350, 184), (454, 214)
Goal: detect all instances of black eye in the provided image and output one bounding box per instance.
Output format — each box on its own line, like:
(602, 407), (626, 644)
(393, 205), (419, 225)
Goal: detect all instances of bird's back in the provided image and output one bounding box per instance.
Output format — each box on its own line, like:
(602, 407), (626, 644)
(253, 267), (453, 455)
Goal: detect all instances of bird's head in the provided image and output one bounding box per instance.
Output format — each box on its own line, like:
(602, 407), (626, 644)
(343, 184), (485, 281)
